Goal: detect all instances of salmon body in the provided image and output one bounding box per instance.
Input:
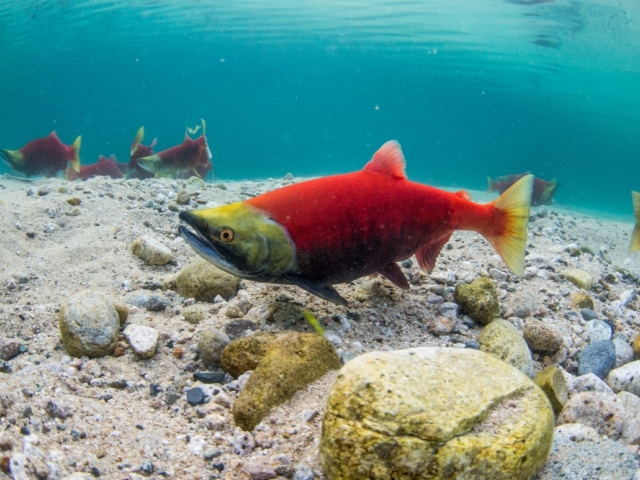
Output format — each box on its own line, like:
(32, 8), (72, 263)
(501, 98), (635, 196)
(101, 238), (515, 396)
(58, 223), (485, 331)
(180, 141), (532, 304)
(1, 131), (81, 177)
(66, 155), (124, 181)
(128, 127), (158, 179)
(489, 172), (559, 206)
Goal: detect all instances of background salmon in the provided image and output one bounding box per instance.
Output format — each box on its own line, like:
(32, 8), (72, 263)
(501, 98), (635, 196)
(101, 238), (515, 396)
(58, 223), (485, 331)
(66, 155), (124, 181)
(179, 141), (533, 304)
(488, 172), (559, 206)
(128, 126), (158, 179)
(0, 131), (81, 177)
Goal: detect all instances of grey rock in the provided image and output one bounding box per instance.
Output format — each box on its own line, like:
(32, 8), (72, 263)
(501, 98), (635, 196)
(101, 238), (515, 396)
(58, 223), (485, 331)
(613, 335), (635, 368)
(58, 290), (119, 357)
(438, 302), (459, 319)
(584, 320), (612, 343)
(426, 294), (443, 304)
(430, 271), (457, 285)
(578, 340), (616, 379)
(536, 206), (548, 218)
(130, 235), (173, 265)
(247, 460), (278, 480)
(570, 373), (615, 398)
(607, 361), (640, 396)
(293, 464), (315, 480)
(123, 290), (150, 308)
(0, 337), (21, 361)
(618, 391), (640, 445)
(535, 432), (639, 480)
(509, 291), (537, 318)
(557, 391), (625, 438)
(198, 330), (230, 366)
(224, 319), (259, 341)
(580, 308), (598, 321)
(488, 268), (508, 282)
(146, 295), (170, 312)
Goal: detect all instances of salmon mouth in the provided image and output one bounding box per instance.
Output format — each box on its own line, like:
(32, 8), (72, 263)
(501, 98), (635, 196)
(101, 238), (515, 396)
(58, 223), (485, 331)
(177, 223), (242, 276)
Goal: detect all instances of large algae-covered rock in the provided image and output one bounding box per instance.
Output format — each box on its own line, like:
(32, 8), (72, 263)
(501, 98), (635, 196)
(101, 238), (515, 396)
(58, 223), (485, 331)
(535, 366), (568, 414)
(59, 290), (120, 358)
(320, 348), (554, 480)
(454, 278), (500, 324)
(478, 319), (534, 378)
(222, 332), (280, 378)
(230, 332), (341, 431)
(176, 260), (239, 302)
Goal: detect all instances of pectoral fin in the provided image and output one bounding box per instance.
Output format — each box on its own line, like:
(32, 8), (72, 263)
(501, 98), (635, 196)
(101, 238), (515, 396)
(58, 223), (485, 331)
(379, 263), (410, 290)
(283, 275), (348, 305)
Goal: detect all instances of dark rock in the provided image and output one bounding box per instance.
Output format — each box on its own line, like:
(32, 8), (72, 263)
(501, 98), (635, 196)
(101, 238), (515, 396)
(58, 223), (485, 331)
(147, 295), (170, 312)
(465, 340), (480, 350)
(139, 460), (154, 475)
(223, 319), (259, 341)
(401, 259), (413, 268)
(578, 340), (616, 379)
(165, 387), (180, 406)
(194, 372), (226, 384)
(0, 361), (10, 373)
(20, 426), (30, 435)
(580, 308), (598, 321)
(187, 387), (205, 406)
(150, 383), (160, 397)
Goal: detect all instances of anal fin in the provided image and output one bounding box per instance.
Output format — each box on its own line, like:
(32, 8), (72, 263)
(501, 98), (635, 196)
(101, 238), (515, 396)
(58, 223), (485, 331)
(415, 233), (452, 272)
(379, 263), (410, 290)
(283, 275), (348, 305)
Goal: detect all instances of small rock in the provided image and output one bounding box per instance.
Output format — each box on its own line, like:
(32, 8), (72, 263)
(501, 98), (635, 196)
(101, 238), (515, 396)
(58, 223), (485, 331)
(577, 340), (616, 379)
(130, 235), (173, 265)
(123, 324), (158, 359)
(8, 454), (29, 480)
(194, 372), (226, 384)
(66, 197), (81, 206)
(580, 308), (598, 321)
(438, 302), (459, 319)
(246, 460), (277, 480)
(554, 423), (599, 442)
(224, 305), (244, 319)
(203, 447), (221, 460)
(187, 387), (205, 406)
(293, 464), (315, 480)
(536, 206), (548, 217)
(232, 428), (255, 455)
(139, 460), (154, 475)
(44, 399), (73, 419)
(176, 189), (192, 205)
(182, 304), (207, 324)
(478, 319), (534, 378)
(524, 318), (563, 353)
(176, 260), (240, 302)
(570, 293), (594, 310)
(301, 409), (318, 422)
(607, 361), (640, 396)
(561, 268), (596, 290)
(535, 366), (568, 414)
(430, 271), (457, 285)
(428, 317), (455, 336)
(570, 373), (615, 398)
(617, 391), (640, 444)
(123, 290), (150, 309)
(509, 291), (537, 319)
(488, 268), (508, 282)
(59, 290), (119, 357)
(454, 278), (500, 324)
(205, 413), (227, 431)
(224, 319), (259, 341)
(146, 295), (170, 312)
(557, 391), (625, 438)
(584, 320), (611, 343)
(36, 186), (50, 196)
(198, 330), (231, 366)
(613, 335), (634, 368)
(0, 338), (21, 361)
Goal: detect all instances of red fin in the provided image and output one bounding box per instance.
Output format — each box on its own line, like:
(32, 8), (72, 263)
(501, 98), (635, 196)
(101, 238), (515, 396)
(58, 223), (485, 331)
(363, 141), (406, 180)
(455, 190), (471, 200)
(379, 263), (410, 290)
(415, 233), (452, 272)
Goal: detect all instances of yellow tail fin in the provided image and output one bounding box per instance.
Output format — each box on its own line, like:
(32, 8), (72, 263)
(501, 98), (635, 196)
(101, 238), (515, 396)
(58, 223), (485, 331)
(70, 136), (81, 173)
(630, 191), (640, 253)
(486, 174), (533, 276)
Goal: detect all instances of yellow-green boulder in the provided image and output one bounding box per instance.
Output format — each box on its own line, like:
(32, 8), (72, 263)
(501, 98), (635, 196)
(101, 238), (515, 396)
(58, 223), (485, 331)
(320, 347), (554, 480)
(230, 332), (341, 431)
(175, 260), (239, 302)
(454, 278), (500, 324)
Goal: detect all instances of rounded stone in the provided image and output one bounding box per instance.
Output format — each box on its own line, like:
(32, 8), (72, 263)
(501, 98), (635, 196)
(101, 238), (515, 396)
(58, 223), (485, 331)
(59, 290), (120, 358)
(535, 366), (568, 414)
(612, 335), (634, 368)
(478, 319), (534, 378)
(606, 361), (640, 396)
(187, 387), (205, 406)
(524, 318), (563, 353)
(123, 324), (159, 359)
(509, 291), (538, 319)
(182, 305), (207, 325)
(454, 278), (500, 324)
(130, 235), (173, 265)
(584, 320), (611, 343)
(569, 293), (594, 310)
(560, 269), (596, 290)
(577, 340), (616, 379)
(176, 260), (240, 302)
(198, 330), (231, 367)
(557, 391), (625, 438)
(580, 308), (598, 321)
(320, 347), (554, 480)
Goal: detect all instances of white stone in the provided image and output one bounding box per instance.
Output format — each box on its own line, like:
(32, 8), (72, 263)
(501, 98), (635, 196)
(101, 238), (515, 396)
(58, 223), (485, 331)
(618, 391), (640, 444)
(9, 453), (30, 480)
(613, 336), (634, 368)
(130, 235), (172, 265)
(123, 324), (159, 359)
(607, 361), (640, 396)
(554, 423), (600, 442)
(585, 320), (612, 344)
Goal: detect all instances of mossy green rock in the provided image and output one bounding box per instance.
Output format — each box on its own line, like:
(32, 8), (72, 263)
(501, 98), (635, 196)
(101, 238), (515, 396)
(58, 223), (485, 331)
(182, 304), (207, 324)
(478, 319), (534, 378)
(320, 347), (554, 480)
(231, 332), (341, 431)
(175, 260), (239, 302)
(561, 269), (596, 290)
(535, 366), (568, 415)
(59, 290), (120, 358)
(221, 332), (280, 378)
(455, 278), (500, 324)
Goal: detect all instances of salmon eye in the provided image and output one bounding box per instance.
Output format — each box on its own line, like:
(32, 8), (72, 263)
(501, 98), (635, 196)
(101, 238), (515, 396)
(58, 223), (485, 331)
(219, 228), (234, 242)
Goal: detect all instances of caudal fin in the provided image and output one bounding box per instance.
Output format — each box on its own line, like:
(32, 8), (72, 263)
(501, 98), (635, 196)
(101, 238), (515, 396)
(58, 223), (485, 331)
(484, 174), (533, 276)
(70, 136), (81, 173)
(630, 191), (640, 253)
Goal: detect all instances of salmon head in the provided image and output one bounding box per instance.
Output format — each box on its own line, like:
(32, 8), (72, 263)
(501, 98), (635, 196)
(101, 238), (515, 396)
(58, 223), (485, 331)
(0, 149), (25, 172)
(178, 202), (296, 282)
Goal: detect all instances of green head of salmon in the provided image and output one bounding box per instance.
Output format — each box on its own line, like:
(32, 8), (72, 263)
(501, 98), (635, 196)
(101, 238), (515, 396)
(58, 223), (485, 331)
(178, 202), (296, 281)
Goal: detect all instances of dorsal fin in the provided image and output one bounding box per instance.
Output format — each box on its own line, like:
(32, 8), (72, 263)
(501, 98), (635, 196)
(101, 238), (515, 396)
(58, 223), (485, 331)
(363, 141), (407, 180)
(455, 190), (471, 201)
(184, 132), (192, 142)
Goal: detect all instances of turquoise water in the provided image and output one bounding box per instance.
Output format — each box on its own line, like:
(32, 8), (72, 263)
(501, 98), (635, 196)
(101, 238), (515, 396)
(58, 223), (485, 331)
(0, 0), (638, 214)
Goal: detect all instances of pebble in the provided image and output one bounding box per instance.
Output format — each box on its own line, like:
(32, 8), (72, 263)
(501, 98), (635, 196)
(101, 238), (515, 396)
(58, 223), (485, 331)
(146, 295), (170, 312)
(44, 398), (73, 419)
(293, 464), (315, 480)
(570, 373), (615, 398)
(194, 372), (226, 384)
(478, 319), (534, 378)
(232, 428), (255, 456)
(612, 335), (634, 368)
(509, 291), (538, 318)
(187, 387), (205, 406)
(123, 324), (159, 359)
(524, 318), (563, 353)
(426, 294), (443, 304)
(554, 423), (599, 442)
(131, 235), (173, 265)
(618, 391), (640, 444)
(428, 317), (455, 336)
(535, 366), (568, 414)
(580, 308), (598, 320)
(203, 448), (221, 460)
(584, 320), (611, 343)
(205, 413), (227, 431)
(438, 302), (459, 319)
(139, 460), (154, 474)
(577, 340), (616, 379)
(488, 268), (508, 282)
(198, 330), (230, 366)
(430, 271), (457, 285)
(607, 361), (640, 396)
(123, 290), (150, 309)
(560, 268), (596, 290)
(247, 460), (278, 480)
(0, 337), (21, 361)
(557, 391), (625, 438)
(224, 319), (259, 340)
(301, 409), (317, 422)
(537, 206), (548, 217)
